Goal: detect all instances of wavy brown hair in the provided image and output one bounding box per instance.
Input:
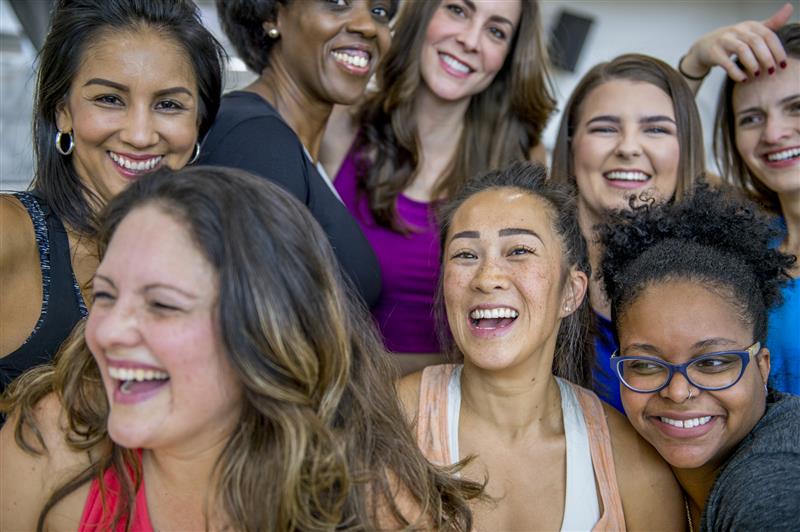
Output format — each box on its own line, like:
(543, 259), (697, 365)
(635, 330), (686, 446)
(3, 166), (481, 531)
(551, 53), (705, 201)
(714, 23), (800, 215)
(353, 0), (556, 230)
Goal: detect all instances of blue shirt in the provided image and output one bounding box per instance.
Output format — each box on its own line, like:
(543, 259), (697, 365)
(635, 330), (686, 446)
(767, 277), (800, 394)
(593, 313), (624, 412)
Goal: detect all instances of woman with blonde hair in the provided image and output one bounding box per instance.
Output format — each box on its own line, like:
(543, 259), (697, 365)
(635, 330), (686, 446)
(323, 0), (556, 374)
(1, 166), (479, 531)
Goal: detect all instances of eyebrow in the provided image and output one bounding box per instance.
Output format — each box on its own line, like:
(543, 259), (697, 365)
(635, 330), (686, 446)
(586, 115), (676, 125)
(93, 275), (199, 299)
(462, 0), (516, 28)
(622, 337), (739, 356)
(450, 227), (543, 242)
(84, 78), (194, 99)
(736, 93), (800, 116)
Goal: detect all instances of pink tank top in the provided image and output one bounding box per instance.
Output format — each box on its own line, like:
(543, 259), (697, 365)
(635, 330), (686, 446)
(79, 452), (153, 532)
(416, 364), (626, 531)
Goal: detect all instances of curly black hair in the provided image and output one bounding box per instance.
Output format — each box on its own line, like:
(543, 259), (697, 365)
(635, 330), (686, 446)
(598, 182), (795, 343)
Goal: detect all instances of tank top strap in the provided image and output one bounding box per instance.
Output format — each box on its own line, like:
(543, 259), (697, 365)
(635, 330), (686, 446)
(570, 383), (627, 531)
(416, 364), (458, 466)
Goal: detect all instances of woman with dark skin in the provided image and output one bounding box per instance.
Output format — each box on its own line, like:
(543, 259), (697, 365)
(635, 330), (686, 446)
(201, 0), (393, 308)
(599, 183), (800, 530)
(0, 0), (224, 392)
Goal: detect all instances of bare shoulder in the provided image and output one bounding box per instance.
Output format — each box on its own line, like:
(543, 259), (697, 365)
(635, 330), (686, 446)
(0, 194), (36, 268)
(395, 370), (423, 424)
(320, 104), (359, 179)
(604, 403), (684, 531)
(0, 393), (91, 531)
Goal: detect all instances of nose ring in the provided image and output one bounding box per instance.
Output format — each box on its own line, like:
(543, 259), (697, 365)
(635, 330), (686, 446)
(687, 388), (695, 400)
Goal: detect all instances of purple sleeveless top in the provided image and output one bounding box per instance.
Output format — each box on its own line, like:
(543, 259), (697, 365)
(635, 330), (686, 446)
(335, 147), (441, 354)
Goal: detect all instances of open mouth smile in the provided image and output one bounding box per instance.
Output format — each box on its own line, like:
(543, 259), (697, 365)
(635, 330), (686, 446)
(108, 363), (170, 404)
(469, 307), (518, 334)
(109, 152), (163, 177)
(332, 48), (372, 75)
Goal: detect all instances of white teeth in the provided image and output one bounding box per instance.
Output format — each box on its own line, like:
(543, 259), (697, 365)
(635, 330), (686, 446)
(659, 416), (712, 428)
(469, 308), (519, 320)
(766, 147), (800, 161)
(108, 366), (169, 382)
(604, 170), (650, 181)
(332, 51), (369, 69)
(441, 53), (470, 74)
(109, 152), (162, 172)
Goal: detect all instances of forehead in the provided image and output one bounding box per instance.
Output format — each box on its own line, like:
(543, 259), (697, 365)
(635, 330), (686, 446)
(449, 188), (557, 239)
(578, 79), (675, 121)
(472, 0), (523, 23)
(732, 56), (800, 110)
(99, 205), (214, 288)
(75, 27), (197, 89)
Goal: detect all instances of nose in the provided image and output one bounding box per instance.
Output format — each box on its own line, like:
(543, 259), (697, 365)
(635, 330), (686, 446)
(761, 113), (794, 145)
(346, 2), (379, 39)
(456, 19), (481, 52)
(615, 128), (642, 158)
(88, 298), (141, 350)
(119, 104), (159, 149)
(470, 257), (509, 293)
(658, 370), (696, 404)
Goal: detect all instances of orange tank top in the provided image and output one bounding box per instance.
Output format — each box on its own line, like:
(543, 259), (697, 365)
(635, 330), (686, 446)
(415, 364), (626, 531)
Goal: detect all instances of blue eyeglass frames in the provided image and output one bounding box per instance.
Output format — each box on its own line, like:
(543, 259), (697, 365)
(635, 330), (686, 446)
(610, 342), (762, 393)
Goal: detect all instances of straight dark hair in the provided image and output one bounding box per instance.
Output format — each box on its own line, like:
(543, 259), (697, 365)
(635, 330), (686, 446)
(31, 0), (225, 235)
(354, 0), (556, 231)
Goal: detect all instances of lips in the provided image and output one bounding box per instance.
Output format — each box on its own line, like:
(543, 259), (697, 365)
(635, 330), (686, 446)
(438, 52), (473, 78)
(107, 361), (170, 405)
(331, 47), (372, 75)
(761, 146), (800, 168)
(603, 169), (652, 189)
(650, 413), (720, 439)
(467, 305), (518, 338)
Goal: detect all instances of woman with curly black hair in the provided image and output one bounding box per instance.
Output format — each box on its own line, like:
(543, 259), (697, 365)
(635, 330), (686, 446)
(199, 0), (396, 309)
(598, 183), (800, 530)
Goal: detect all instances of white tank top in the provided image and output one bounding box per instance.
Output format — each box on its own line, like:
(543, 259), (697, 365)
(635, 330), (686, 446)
(446, 366), (601, 531)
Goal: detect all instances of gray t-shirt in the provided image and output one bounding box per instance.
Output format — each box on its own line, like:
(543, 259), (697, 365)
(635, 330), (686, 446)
(702, 391), (800, 531)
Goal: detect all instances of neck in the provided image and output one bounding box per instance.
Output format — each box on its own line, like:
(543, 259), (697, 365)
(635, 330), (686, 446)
(577, 202), (610, 318)
(459, 348), (563, 438)
(672, 463), (722, 521)
(778, 190), (800, 277)
(249, 63), (333, 161)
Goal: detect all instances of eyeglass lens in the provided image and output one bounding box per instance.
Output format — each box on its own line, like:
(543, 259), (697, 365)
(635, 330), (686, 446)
(620, 353), (744, 391)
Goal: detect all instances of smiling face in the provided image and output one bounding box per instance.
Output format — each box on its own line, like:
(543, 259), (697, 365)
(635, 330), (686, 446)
(56, 28), (199, 202)
(443, 188), (586, 374)
(732, 57), (800, 198)
(86, 205), (241, 452)
(419, 0), (521, 104)
(571, 79), (680, 223)
(617, 279), (770, 471)
(271, 0), (392, 106)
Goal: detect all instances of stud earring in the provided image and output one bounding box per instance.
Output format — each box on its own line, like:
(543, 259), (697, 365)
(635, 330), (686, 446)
(267, 27), (280, 39)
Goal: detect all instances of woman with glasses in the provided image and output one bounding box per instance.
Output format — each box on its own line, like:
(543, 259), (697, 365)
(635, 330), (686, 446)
(598, 182), (800, 530)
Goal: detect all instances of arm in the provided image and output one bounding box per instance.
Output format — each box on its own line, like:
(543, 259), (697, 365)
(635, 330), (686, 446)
(605, 404), (685, 531)
(319, 104), (359, 180)
(0, 394), (89, 531)
(680, 3), (793, 93)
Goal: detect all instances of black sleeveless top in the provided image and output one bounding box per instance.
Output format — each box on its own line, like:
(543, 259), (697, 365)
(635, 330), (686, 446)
(0, 193), (88, 393)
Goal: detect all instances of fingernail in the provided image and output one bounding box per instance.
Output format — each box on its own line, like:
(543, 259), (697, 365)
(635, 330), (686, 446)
(768, 66), (776, 75)
(780, 60), (787, 69)
(755, 70), (761, 77)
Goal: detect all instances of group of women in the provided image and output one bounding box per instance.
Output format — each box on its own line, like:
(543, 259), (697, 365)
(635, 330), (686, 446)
(0, 0), (798, 530)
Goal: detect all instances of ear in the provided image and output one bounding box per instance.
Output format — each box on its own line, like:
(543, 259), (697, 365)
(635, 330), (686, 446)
(262, 3), (283, 35)
(560, 267), (588, 318)
(55, 99), (72, 132)
(756, 345), (771, 385)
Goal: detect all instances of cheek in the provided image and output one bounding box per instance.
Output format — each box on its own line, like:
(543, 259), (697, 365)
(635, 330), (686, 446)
(484, 44), (511, 75)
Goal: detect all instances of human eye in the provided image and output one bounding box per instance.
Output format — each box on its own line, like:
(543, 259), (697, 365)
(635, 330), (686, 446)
(507, 245), (536, 257)
(450, 249), (477, 260)
(691, 354), (739, 374)
(92, 290), (116, 303)
(148, 299), (182, 314)
(370, 1), (391, 20)
(737, 112), (763, 128)
(93, 94), (124, 107)
(445, 2), (466, 17)
(155, 99), (187, 112)
(786, 99), (800, 114)
(589, 125), (617, 134)
(488, 26), (507, 40)
(644, 124), (674, 135)
(626, 358), (664, 375)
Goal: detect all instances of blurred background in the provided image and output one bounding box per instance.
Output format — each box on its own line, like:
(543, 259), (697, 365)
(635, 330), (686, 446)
(1, 0), (797, 191)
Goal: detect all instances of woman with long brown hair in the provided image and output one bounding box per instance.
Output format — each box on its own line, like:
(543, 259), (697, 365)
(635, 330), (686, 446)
(322, 0), (555, 375)
(0, 166), (479, 531)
